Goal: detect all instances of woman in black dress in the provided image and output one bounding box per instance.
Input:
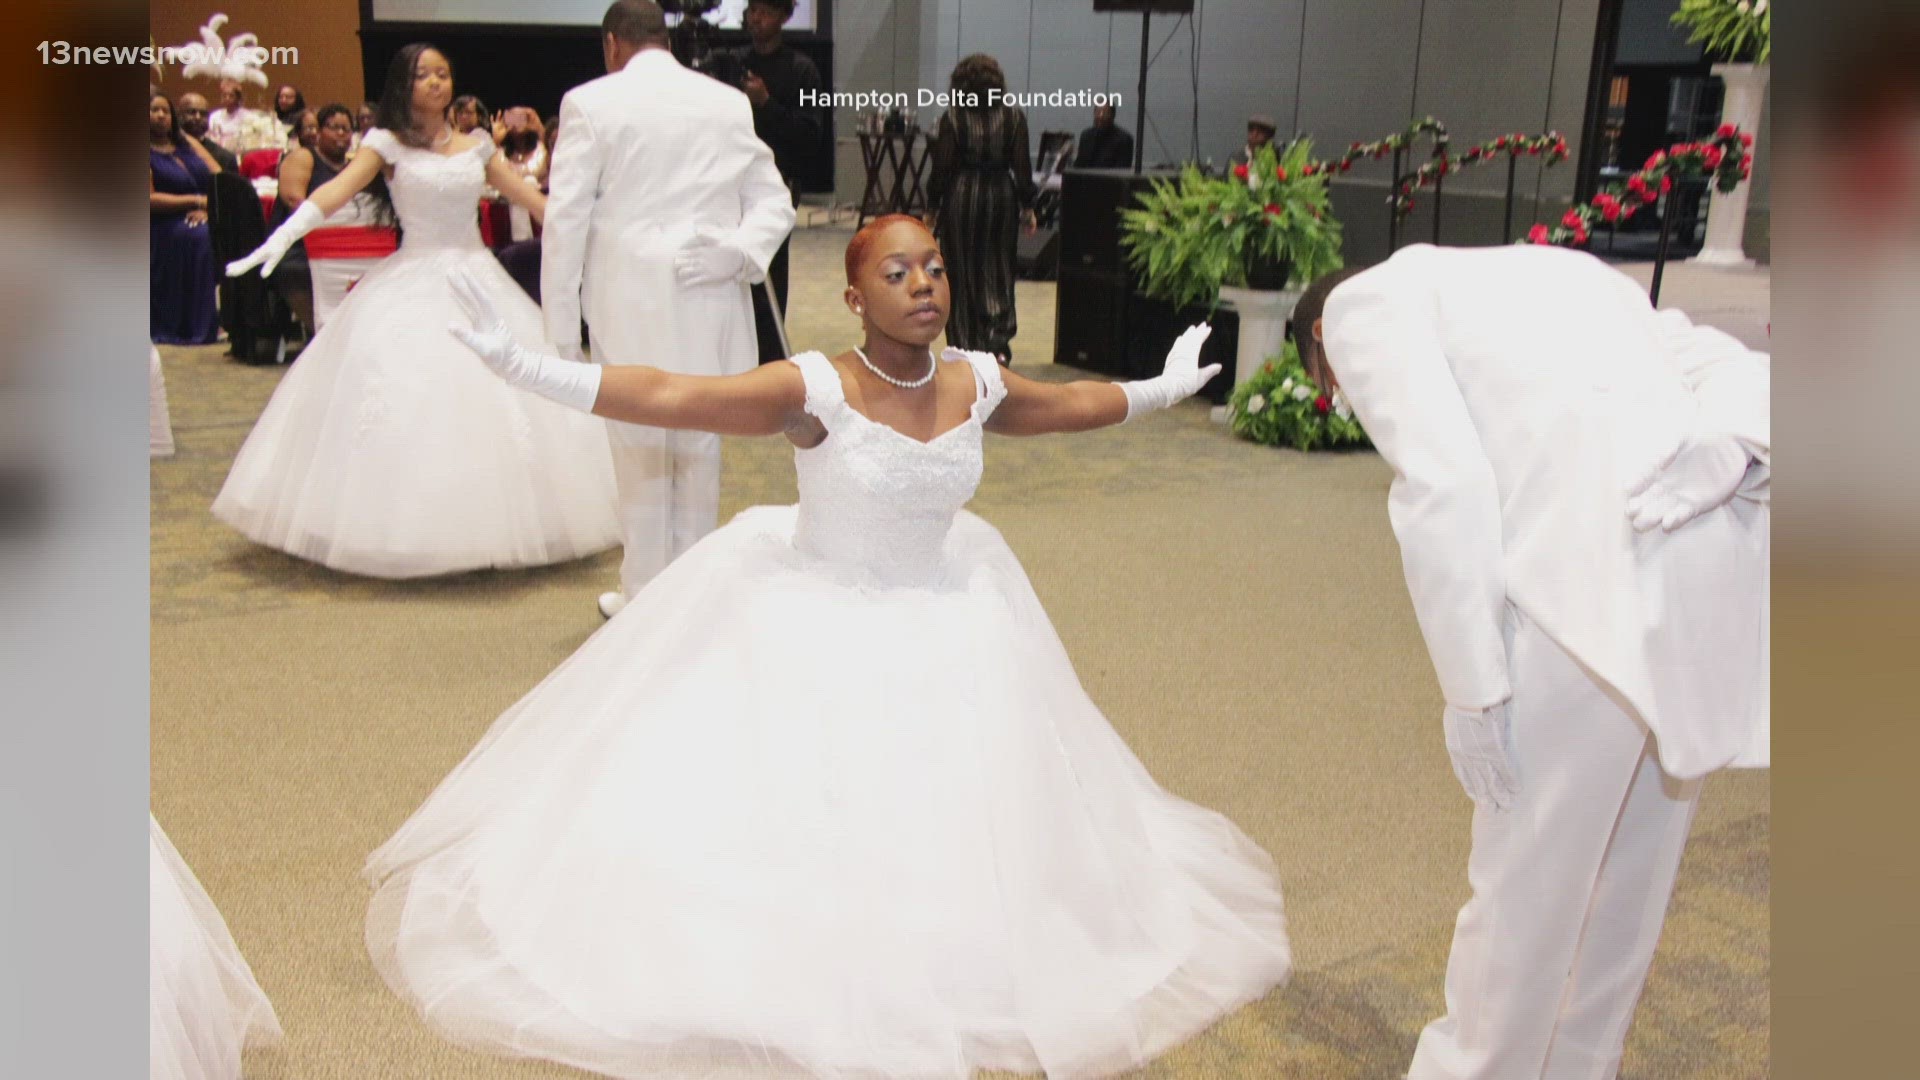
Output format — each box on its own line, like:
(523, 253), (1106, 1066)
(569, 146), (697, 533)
(929, 53), (1036, 365)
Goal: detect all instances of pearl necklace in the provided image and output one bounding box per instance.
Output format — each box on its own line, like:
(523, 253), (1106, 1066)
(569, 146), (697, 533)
(854, 346), (937, 389)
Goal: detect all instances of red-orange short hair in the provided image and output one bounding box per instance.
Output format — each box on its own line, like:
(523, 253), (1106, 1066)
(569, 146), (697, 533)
(844, 214), (933, 285)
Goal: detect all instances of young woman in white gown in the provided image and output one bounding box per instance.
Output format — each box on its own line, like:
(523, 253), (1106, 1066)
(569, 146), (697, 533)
(365, 216), (1290, 1079)
(212, 44), (619, 578)
(151, 815), (281, 1080)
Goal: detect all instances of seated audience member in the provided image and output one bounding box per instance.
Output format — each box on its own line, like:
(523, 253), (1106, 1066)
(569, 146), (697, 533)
(176, 91), (239, 174)
(268, 103), (358, 339)
(1073, 104), (1134, 169)
(1229, 114), (1277, 170)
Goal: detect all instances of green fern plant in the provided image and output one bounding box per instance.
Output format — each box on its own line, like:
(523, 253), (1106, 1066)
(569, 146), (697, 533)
(1119, 139), (1344, 311)
(1672, 0), (1770, 64)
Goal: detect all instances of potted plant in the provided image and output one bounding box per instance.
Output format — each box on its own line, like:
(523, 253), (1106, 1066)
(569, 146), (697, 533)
(1671, 0), (1769, 265)
(1118, 138), (1343, 311)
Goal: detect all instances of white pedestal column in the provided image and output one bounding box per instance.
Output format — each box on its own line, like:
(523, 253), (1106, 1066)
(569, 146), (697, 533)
(1693, 62), (1767, 268)
(1212, 286), (1300, 423)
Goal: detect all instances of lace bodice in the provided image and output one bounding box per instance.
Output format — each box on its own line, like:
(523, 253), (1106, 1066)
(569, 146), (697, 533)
(360, 128), (491, 252)
(789, 350), (1006, 587)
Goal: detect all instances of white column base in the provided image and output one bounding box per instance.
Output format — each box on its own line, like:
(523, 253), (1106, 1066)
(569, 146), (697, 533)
(1690, 249), (1756, 269)
(1689, 63), (1767, 269)
(1217, 285), (1300, 389)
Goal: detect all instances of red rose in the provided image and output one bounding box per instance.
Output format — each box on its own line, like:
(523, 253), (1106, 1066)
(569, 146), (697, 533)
(1528, 144), (1542, 156)
(1601, 202), (1621, 222)
(1646, 151), (1667, 170)
(1314, 394), (1331, 414)
(1740, 132), (1754, 147)
(1717, 123), (1737, 139)
(1275, 165), (1289, 181)
(1528, 223), (1550, 245)
(1264, 202), (1281, 216)
(1436, 159), (1450, 175)
(1341, 160), (1353, 172)
(1495, 136), (1509, 148)
(1659, 175), (1672, 194)
(1573, 222), (1589, 245)
(1302, 163), (1316, 176)
(1703, 147), (1724, 169)
(1562, 209), (1584, 229)
(1233, 163), (1249, 181)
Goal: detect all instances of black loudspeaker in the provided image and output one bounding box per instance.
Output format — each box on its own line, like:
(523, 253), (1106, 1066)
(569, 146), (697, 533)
(1016, 227), (1060, 280)
(1054, 268), (1130, 375)
(1123, 290), (1239, 404)
(1093, 1), (1195, 12)
(1057, 169), (1172, 273)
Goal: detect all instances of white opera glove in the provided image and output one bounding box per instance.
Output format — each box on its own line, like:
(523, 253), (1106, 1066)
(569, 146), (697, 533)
(1119, 324), (1221, 420)
(673, 228), (750, 288)
(1625, 433), (1751, 532)
(225, 200), (324, 279)
(1443, 701), (1519, 812)
(446, 269), (601, 413)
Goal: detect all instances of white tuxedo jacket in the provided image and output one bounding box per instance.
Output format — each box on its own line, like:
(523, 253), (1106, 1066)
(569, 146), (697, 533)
(1323, 244), (1769, 778)
(542, 48), (795, 379)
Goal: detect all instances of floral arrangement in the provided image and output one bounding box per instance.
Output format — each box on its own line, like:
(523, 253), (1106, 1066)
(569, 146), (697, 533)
(1523, 125), (1753, 246)
(1672, 0), (1770, 64)
(1119, 139), (1344, 310)
(1226, 340), (1369, 452)
(1386, 131), (1570, 214)
(1326, 117), (1450, 174)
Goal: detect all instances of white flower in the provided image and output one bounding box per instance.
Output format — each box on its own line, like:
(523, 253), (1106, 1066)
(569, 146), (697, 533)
(1279, 377), (1295, 393)
(1735, 0), (1750, 12)
(1247, 393), (1266, 413)
(1332, 390), (1351, 419)
(1292, 384), (1313, 402)
(1753, 0), (1766, 11)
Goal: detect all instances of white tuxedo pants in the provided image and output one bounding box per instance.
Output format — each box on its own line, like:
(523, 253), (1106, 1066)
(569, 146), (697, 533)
(1408, 607), (1703, 1080)
(606, 424), (720, 597)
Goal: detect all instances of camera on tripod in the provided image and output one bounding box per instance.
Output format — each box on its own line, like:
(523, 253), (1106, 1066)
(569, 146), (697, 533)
(658, 0), (747, 88)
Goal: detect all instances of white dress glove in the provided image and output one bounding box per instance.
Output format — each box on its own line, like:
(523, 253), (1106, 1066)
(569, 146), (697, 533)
(1625, 433), (1751, 532)
(1443, 701), (1519, 812)
(673, 229), (749, 288)
(447, 269), (602, 413)
(1119, 324), (1221, 420)
(225, 200), (324, 279)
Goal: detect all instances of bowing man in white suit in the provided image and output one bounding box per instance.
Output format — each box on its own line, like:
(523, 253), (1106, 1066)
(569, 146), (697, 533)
(1297, 244), (1768, 1080)
(543, 0), (796, 618)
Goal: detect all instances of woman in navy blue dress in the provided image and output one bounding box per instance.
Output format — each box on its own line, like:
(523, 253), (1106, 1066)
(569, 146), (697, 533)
(150, 93), (223, 345)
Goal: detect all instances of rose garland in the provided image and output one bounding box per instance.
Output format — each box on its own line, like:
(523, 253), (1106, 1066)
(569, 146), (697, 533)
(1387, 132), (1571, 214)
(1522, 124), (1753, 246)
(1292, 119), (1570, 216)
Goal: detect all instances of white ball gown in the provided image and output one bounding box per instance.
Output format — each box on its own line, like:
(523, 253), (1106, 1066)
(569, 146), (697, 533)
(365, 351), (1290, 1079)
(151, 815), (281, 1080)
(211, 129), (619, 578)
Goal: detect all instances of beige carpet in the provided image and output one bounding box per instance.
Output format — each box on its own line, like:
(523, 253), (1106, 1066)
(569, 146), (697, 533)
(151, 225), (1767, 1079)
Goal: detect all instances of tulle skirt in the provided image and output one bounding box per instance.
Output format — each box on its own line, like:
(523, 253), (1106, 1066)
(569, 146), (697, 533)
(211, 245), (620, 578)
(151, 816), (281, 1080)
(366, 506), (1289, 1079)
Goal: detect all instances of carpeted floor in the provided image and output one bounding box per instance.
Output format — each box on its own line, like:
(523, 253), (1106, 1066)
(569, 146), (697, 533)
(151, 225), (1767, 1079)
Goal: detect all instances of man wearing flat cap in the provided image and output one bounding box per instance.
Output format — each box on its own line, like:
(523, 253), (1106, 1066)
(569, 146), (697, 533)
(1230, 114), (1278, 171)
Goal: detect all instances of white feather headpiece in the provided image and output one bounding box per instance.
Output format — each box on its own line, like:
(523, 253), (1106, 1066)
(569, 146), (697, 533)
(177, 14), (270, 88)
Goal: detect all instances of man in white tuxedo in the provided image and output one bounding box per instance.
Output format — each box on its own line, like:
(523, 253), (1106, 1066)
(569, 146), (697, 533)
(1297, 244), (1768, 1080)
(543, 0), (796, 617)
